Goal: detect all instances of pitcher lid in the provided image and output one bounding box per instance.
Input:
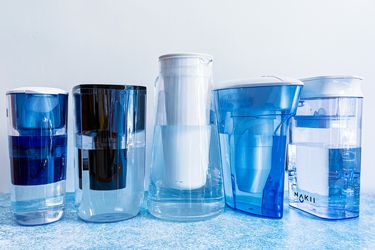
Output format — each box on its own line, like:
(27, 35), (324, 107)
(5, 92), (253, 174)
(300, 75), (363, 98)
(159, 53), (213, 61)
(7, 87), (68, 95)
(73, 84), (146, 90)
(215, 76), (303, 90)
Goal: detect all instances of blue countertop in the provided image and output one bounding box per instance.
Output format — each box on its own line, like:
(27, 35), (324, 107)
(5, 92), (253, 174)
(0, 193), (374, 249)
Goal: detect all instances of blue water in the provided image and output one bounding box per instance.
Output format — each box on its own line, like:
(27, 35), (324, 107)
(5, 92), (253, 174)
(9, 135), (67, 185)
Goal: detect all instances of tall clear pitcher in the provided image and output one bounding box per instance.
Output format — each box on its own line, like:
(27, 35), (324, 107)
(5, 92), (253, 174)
(148, 53), (224, 221)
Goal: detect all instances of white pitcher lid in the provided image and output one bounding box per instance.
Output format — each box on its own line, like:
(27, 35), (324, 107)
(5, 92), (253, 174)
(300, 75), (363, 98)
(159, 53), (213, 61)
(7, 87), (68, 95)
(159, 53), (213, 77)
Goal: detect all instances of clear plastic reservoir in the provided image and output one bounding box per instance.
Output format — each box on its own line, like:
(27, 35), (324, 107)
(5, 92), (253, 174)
(288, 76), (363, 219)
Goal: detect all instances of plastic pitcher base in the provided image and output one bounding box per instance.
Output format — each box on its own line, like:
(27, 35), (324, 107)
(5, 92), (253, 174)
(148, 198), (224, 222)
(13, 203), (64, 226)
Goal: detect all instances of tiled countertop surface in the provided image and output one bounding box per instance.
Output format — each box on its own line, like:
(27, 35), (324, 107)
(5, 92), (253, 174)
(0, 193), (374, 249)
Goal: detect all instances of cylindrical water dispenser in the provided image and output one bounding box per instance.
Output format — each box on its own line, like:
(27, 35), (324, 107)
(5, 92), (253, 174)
(6, 87), (68, 225)
(73, 84), (146, 222)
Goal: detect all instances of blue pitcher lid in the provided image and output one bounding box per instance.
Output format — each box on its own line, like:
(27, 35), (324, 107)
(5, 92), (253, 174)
(300, 75), (363, 98)
(215, 76), (303, 90)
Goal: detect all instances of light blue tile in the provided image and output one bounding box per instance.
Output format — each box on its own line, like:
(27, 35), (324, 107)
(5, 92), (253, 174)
(0, 193), (374, 249)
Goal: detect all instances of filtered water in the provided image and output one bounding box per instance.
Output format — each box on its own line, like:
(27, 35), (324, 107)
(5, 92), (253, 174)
(148, 125), (224, 221)
(288, 144), (361, 219)
(76, 134), (145, 222)
(220, 132), (287, 218)
(9, 134), (67, 225)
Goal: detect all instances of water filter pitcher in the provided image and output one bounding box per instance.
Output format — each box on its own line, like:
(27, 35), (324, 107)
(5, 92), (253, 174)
(73, 84), (146, 222)
(288, 76), (363, 219)
(148, 53), (224, 221)
(214, 77), (303, 218)
(6, 87), (68, 225)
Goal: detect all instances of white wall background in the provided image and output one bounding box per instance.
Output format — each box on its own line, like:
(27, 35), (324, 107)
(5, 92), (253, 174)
(0, 0), (374, 193)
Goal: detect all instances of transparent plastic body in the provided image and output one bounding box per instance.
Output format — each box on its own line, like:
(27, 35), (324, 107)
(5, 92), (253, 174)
(214, 85), (302, 218)
(73, 84), (146, 223)
(288, 97), (362, 219)
(148, 54), (224, 221)
(6, 90), (68, 225)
